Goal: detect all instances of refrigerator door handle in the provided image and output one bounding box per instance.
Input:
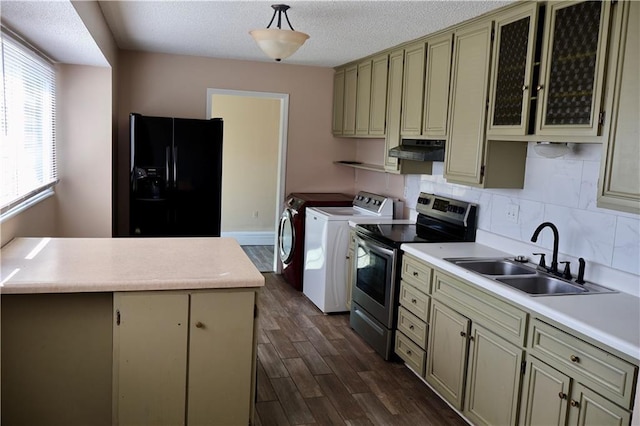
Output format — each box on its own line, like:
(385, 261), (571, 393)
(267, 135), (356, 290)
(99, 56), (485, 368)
(173, 146), (178, 188)
(165, 146), (170, 184)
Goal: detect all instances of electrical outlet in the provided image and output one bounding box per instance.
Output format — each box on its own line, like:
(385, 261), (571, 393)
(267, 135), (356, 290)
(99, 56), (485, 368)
(506, 203), (519, 223)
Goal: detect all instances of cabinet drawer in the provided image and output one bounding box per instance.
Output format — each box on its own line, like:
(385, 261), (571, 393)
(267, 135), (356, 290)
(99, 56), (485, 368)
(395, 331), (426, 376)
(432, 270), (528, 346)
(401, 254), (433, 293)
(399, 281), (431, 322)
(397, 306), (428, 348)
(529, 319), (637, 409)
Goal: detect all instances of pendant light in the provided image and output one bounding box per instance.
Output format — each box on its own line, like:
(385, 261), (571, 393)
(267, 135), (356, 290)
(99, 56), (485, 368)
(250, 4), (309, 62)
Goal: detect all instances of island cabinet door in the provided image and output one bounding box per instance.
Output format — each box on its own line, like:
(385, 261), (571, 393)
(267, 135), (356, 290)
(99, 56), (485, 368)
(187, 291), (256, 426)
(113, 292), (189, 426)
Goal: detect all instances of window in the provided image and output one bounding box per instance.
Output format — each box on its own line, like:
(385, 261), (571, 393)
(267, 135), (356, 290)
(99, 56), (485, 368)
(1, 29), (57, 220)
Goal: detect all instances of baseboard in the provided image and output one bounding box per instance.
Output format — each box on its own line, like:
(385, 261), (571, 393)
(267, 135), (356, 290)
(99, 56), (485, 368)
(220, 231), (275, 246)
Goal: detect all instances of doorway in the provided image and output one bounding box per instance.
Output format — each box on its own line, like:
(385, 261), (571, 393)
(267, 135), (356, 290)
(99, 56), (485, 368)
(207, 89), (288, 272)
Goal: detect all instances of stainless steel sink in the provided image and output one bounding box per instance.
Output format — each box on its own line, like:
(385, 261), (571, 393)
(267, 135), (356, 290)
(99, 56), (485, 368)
(450, 259), (535, 276)
(496, 276), (588, 295)
(444, 257), (616, 296)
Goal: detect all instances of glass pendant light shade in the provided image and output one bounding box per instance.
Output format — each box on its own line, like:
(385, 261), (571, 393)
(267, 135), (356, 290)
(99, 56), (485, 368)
(250, 28), (309, 61)
(250, 4), (309, 62)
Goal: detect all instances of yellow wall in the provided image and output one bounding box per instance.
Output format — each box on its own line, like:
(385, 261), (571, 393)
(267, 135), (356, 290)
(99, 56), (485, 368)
(212, 95), (279, 233)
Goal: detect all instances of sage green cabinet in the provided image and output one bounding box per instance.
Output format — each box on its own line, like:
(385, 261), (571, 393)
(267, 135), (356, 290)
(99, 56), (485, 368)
(598, 0), (640, 214)
(343, 65), (358, 136)
(113, 290), (257, 426)
(401, 41), (426, 136)
(332, 69), (345, 135)
(400, 34), (452, 138)
(384, 49), (404, 172)
(369, 54), (389, 136)
(346, 229), (356, 310)
(487, 3), (540, 137)
(423, 33), (453, 137)
(426, 299), (470, 410)
(355, 60), (372, 136)
(334, 54), (388, 138)
(444, 20), (492, 185)
(445, 19), (528, 188)
(464, 324), (524, 426)
(520, 356), (631, 426)
(535, 0), (612, 137)
(520, 356), (571, 426)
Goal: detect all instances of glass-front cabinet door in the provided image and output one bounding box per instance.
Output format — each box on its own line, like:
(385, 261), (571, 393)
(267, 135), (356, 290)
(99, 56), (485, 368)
(535, 0), (612, 137)
(487, 3), (540, 136)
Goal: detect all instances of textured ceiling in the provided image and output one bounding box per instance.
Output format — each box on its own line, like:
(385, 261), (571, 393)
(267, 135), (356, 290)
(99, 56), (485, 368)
(1, 1), (514, 68)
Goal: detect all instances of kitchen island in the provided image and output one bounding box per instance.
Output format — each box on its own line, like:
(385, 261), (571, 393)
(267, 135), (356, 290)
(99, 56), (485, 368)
(1, 237), (264, 426)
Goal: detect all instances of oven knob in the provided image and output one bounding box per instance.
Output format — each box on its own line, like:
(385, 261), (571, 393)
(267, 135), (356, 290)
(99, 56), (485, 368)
(365, 197), (371, 203)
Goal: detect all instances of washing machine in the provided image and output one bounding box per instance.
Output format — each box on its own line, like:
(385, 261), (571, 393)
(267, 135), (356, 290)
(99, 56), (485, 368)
(278, 193), (353, 291)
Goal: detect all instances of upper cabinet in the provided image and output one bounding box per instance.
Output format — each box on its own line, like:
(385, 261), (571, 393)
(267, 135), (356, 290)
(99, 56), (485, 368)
(369, 54), (389, 136)
(332, 69), (345, 135)
(333, 54), (389, 138)
(400, 35), (453, 139)
(487, 3), (540, 136)
(401, 41), (426, 136)
(598, 0), (639, 214)
(487, 0), (614, 141)
(536, 0), (612, 138)
(343, 65), (358, 136)
(445, 17), (528, 188)
(423, 34), (453, 137)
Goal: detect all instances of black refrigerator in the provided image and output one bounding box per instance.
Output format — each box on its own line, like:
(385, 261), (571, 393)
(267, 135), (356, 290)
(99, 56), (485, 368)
(129, 113), (223, 237)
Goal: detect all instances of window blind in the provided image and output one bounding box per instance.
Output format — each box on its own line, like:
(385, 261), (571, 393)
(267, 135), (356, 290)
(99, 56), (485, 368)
(1, 29), (57, 215)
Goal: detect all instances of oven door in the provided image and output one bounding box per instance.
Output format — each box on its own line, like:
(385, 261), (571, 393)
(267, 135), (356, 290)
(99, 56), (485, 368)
(352, 233), (397, 328)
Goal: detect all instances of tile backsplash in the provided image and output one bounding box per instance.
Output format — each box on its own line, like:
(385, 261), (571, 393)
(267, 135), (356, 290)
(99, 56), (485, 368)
(404, 142), (639, 293)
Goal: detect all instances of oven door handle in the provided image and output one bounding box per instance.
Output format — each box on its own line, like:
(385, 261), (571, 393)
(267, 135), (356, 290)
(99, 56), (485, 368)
(356, 235), (395, 258)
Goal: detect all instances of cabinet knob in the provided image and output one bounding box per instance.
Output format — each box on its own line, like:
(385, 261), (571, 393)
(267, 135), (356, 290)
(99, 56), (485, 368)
(558, 392), (567, 400)
(570, 355), (580, 363)
(195, 321), (204, 328)
(536, 84), (544, 92)
(522, 85), (529, 91)
(468, 335), (474, 341)
(411, 298), (417, 304)
(409, 325), (415, 330)
(570, 399), (580, 408)
(413, 271), (419, 277)
(406, 350), (412, 356)
(460, 331), (466, 337)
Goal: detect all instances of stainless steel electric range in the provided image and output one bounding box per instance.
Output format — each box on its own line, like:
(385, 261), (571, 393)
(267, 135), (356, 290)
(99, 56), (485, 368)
(350, 192), (478, 360)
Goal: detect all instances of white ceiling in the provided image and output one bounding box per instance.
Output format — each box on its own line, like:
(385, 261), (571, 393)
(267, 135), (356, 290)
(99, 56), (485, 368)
(1, 0), (513, 68)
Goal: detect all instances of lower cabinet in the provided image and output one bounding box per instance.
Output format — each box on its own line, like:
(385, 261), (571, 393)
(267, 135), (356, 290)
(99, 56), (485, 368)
(346, 229), (356, 309)
(425, 300), (470, 409)
(521, 356), (631, 426)
(397, 254), (638, 426)
(113, 290), (257, 426)
(425, 300), (524, 425)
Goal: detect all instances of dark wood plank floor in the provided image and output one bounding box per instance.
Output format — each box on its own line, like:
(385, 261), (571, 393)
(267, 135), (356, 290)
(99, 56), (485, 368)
(255, 273), (467, 426)
(243, 245), (275, 272)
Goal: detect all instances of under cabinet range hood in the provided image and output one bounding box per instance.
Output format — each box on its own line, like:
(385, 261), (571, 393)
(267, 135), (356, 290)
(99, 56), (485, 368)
(388, 139), (445, 162)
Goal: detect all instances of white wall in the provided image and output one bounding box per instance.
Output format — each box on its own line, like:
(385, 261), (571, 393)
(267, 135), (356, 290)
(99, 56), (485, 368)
(404, 142), (640, 294)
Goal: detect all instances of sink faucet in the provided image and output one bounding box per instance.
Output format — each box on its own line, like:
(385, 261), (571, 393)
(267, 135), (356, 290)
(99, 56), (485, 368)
(531, 222), (559, 275)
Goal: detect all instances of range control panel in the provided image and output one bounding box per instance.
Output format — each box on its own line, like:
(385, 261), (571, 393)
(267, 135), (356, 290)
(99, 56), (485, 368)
(416, 193), (477, 226)
(353, 191), (393, 215)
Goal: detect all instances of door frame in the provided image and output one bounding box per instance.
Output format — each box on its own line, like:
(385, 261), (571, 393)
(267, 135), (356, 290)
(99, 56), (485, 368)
(206, 88), (289, 272)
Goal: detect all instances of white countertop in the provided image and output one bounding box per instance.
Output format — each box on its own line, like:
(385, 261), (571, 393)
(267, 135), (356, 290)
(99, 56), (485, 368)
(1, 237), (264, 294)
(402, 242), (640, 362)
